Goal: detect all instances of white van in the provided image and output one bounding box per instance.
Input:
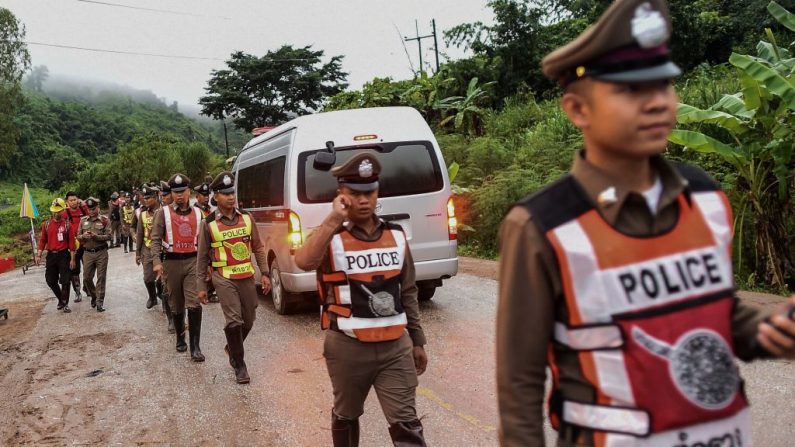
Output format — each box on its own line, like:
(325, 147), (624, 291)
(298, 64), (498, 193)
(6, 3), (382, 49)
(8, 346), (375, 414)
(232, 106), (459, 314)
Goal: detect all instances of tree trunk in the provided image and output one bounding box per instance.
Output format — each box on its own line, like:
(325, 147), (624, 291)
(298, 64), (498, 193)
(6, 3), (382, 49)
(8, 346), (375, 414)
(754, 194), (793, 290)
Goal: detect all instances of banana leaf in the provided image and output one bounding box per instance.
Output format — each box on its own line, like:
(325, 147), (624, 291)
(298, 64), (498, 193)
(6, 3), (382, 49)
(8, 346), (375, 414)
(677, 103), (749, 134)
(668, 129), (743, 162)
(730, 53), (795, 109)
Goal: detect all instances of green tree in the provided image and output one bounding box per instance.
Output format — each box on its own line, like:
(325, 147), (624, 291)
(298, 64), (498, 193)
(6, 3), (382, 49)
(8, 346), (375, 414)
(200, 45), (348, 131)
(434, 77), (496, 135)
(669, 1), (795, 288)
(24, 65), (48, 92)
(0, 8), (31, 171)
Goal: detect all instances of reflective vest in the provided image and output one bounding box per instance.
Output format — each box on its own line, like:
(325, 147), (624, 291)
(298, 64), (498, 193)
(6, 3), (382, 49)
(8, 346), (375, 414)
(141, 208), (157, 248)
(195, 203), (211, 218)
(318, 223), (408, 342)
(162, 206), (201, 253)
(208, 213), (254, 279)
(520, 167), (750, 446)
(122, 206), (134, 225)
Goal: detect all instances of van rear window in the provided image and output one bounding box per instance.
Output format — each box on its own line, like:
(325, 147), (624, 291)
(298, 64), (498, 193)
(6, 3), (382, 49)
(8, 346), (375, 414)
(298, 141), (443, 203)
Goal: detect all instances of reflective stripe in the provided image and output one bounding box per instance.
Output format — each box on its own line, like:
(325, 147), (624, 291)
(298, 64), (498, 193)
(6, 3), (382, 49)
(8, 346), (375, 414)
(562, 401), (650, 436)
(554, 323), (623, 350)
(207, 214), (253, 279)
(336, 312), (408, 333)
(163, 206), (201, 252)
(691, 191), (733, 246)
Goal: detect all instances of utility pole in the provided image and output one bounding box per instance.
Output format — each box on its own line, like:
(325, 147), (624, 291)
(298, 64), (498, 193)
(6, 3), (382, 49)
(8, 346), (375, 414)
(404, 19), (440, 75)
(222, 119), (229, 158)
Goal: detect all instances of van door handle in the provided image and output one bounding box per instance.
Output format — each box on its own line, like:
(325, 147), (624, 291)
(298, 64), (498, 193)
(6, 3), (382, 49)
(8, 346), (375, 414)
(379, 213), (410, 222)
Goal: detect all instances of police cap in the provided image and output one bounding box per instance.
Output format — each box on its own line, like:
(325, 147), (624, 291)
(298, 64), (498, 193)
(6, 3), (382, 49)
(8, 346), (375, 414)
(141, 185), (158, 198)
(331, 152), (381, 192)
(193, 179), (211, 196)
(168, 173), (191, 192)
(159, 181), (171, 195)
(85, 197), (100, 209)
(210, 171), (235, 194)
(541, 0), (680, 86)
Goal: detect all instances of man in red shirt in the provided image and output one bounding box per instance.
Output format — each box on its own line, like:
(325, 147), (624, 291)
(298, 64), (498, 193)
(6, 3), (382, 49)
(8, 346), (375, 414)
(64, 191), (88, 302)
(37, 198), (77, 313)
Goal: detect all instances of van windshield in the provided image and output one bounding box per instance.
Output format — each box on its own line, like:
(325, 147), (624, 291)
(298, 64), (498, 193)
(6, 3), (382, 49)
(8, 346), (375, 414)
(298, 141), (444, 203)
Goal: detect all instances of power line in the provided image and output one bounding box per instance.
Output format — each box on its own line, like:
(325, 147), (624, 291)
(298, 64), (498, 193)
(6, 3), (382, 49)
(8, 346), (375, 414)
(26, 41), (224, 61)
(74, 0), (229, 19)
(25, 41), (320, 63)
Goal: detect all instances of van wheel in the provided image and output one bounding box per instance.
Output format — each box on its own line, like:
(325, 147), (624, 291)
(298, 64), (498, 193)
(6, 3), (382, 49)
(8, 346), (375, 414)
(269, 260), (297, 315)
(418, 285), (436, 301)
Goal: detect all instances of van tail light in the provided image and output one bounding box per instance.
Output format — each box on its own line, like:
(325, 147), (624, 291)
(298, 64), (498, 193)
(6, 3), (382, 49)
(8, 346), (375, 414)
(447, 198), (457, 241)
(288, 210), (303, 250)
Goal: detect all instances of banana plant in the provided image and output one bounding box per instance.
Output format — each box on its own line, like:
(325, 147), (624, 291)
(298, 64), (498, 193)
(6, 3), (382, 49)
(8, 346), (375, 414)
(668, 1), (795, 288)
(434, 77), (496, 135)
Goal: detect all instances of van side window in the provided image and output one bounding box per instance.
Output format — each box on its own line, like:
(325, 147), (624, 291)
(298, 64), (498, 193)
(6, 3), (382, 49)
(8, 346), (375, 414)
(238, 156), (286, 208)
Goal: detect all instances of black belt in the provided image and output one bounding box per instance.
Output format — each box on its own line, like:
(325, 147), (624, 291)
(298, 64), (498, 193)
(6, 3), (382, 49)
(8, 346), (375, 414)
(84, 245), (108, 253)
(164, 252), (197, 260)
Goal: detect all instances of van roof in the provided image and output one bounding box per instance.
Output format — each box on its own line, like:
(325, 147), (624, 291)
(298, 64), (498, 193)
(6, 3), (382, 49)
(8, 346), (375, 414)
(240, 106), (430, 153)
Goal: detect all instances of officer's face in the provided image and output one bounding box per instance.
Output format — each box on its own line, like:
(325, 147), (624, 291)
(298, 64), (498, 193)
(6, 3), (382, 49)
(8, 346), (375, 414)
(340, 186), (378, 222)
(215, 191), (236, 210)
(161, 193), (173, 205)
(562, 78), (677, 158)
(196, 193), (209, 206)
(145, 196), (157, 208)
(172, 189), (190, 207)
(88, 206), (99, 217)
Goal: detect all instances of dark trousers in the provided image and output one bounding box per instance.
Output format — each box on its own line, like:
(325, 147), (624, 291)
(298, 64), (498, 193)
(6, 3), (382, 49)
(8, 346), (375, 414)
(70, 247), (84, 275)
(45, 251), (72, 306)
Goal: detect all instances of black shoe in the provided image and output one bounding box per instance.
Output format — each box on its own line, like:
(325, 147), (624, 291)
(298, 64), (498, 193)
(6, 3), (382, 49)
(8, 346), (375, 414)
(96, 305), (105, 313)
(90, 296), (96, 308)
(173, 312), (187, 353)
(62, 306), (71, 313)
(331, 413), (360, 447)
(145, 281), (157, 309)
(74, 295), (82, 303)
(187, 307), (205, 362)
(57, 303), (65, 310)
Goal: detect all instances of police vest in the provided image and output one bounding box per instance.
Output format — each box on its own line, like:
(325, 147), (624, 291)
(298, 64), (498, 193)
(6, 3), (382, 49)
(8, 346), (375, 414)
(318, 223), (408, 343)
(208, 213), (254, 279)
(141, 209), (157, 248)
(520, 165), (750, 446)
(122, 206), (134, 225)
(195, 203), (210, 218)
(162, 206), (201, 253)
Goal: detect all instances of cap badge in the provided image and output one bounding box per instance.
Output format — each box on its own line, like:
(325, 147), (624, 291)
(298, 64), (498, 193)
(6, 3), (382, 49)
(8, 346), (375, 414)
(576, 66), (586, 78)
(358, 160), (373, 178)
(631, 2), (668, 49)
(223, 175), (232, 186)
(175, 175), (183, 185)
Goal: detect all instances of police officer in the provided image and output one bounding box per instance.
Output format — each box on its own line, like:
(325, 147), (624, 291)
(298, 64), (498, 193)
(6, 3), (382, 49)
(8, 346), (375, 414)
(108, 192), (121, 247)
(37, 198), (77, 313)
(135, 185), (163, 312)
(121, 193), (135, 253)
(160, 181), (173, 207)
(197, 171), (271, 383)
(64, 191), (88, 302)
(193, 177), (219, 303)
(496, 1), (795, 446)
(151, 173), (205, 359)
(77, 197), (111, 312)
(295, 154), (428, 446)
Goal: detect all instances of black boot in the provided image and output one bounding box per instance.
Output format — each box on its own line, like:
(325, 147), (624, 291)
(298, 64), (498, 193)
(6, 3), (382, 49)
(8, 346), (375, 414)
(331, 413), (360, 447)
(145, 281), (157, 309)
(163, 298), (175, 333)
(122, 236), (128, 253)
(223, 325), (249, 383)
(225, 324), (252, 369)
(388, 420), (426, 447)
(187, 307), (205, 362)
(173, 311), (187, 352)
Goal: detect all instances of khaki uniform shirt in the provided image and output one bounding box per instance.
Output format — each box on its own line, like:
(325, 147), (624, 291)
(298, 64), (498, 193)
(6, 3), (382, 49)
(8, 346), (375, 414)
(195, 209), (269, 293)
(77, 215), (112, 249)
(295, 212), (427, 347)
(135, 204), (160, 258)
(496, 152), (769, 447)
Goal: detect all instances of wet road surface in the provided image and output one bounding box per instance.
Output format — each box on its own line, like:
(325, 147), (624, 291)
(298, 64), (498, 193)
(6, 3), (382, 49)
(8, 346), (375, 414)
(1, 248), (794, 446)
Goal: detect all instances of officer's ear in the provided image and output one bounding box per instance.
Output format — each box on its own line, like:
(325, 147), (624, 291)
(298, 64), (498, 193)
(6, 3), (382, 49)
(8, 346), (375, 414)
(561, 79), (593, 130)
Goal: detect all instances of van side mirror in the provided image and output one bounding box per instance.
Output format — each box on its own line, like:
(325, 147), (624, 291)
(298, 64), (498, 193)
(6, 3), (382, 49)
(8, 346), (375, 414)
(313, 140), (337, 171)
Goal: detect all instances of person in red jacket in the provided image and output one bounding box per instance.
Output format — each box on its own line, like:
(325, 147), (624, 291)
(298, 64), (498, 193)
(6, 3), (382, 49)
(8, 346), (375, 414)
(63, 191), (89, 302)
(37, 198), (77, 313)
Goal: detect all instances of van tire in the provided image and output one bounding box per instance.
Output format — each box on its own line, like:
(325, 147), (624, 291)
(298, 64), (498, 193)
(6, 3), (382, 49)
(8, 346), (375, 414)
(417, 285), (436, 301)
(269, 260), (297, 315)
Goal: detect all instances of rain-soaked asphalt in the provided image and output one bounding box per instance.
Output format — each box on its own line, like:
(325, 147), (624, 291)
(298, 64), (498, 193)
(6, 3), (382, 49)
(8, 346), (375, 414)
(1, 248), (794, 446)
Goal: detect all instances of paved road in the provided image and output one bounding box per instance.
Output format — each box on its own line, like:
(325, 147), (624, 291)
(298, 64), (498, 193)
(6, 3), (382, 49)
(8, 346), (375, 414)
(0, 248), (794, 446)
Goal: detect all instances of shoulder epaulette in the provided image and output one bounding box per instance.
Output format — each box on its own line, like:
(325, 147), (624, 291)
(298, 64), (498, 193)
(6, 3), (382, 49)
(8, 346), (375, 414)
(671, 162), (721, 192)
(516, 174), (593, 234)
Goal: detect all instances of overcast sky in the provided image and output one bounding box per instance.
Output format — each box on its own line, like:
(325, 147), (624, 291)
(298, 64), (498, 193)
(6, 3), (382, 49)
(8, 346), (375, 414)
(1, 0), (493, 108)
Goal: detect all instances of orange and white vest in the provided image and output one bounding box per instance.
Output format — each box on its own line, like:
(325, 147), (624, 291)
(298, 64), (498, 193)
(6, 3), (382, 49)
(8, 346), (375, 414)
(208, 213), (254, 279)
(318, 223), (408, 342)
(162, 206), (201, 253)
(141, 208), (157, 248)
(520, 166), (750, 446)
